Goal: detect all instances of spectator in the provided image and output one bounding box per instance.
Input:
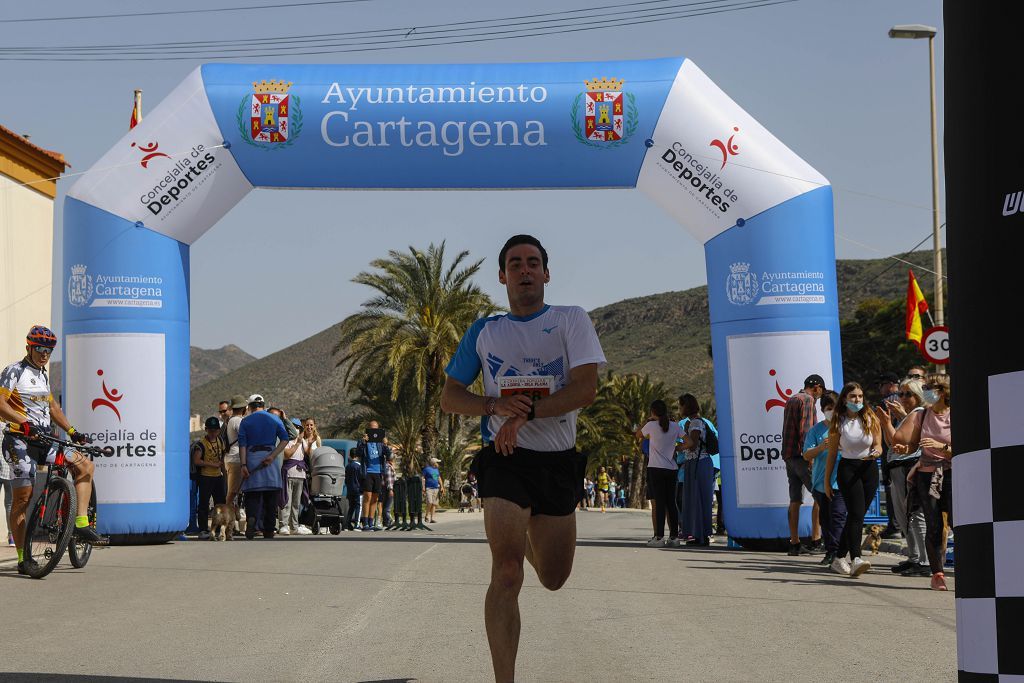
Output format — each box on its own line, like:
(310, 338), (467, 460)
(637, 399), (685, 547)
(802, 390), (847, 570)
(382, 452), (397, 527)
(278, 417), (317, 535)
(876, 372), (902, 539)
(269, 406), (299, 440)
(678, 394), (716, 547)
(356, 420), (392, 531)
(192, 416), (226, 540)
(344, 450), (363, 531)
(905, 366), (927, 381)
(875, 378), (930, 577)
(824, 382), (883, 577)
(894, 373), (952, 591)
(579, 477), (591, 510)
(222, 395), (247, 534)
(2, 442), (12, 546)
(422, 456), (443, 524)
(238, 394), (290, 540)
(218, 400), (231, 425)
(781, 374), (826, 555)
(596, 466), (609, 513)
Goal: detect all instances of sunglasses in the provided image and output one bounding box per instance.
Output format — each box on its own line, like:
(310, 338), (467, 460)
(31, 346), (53, 355)
(897, 392), (915, 398)
(907, 374), (925, 380)
(922, 385), (942, 391)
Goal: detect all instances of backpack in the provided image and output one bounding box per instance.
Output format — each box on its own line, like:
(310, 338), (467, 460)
(695, 418), (719, 456)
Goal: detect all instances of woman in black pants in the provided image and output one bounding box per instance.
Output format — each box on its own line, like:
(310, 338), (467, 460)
(824, 382), (882, 578)
(894, 373), (953, 591)
(636, 400), (684, 547)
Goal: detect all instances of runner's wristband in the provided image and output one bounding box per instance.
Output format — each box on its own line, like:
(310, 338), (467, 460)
(67, 426), (76, 436)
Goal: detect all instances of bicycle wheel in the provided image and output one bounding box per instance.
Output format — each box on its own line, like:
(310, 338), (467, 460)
(68, 484), (97, 568)
(24, 477), (77, 579)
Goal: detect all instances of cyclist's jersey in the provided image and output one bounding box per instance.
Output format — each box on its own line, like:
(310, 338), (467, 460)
(445, 304), (605, 452)
(0, 358), (52, 429)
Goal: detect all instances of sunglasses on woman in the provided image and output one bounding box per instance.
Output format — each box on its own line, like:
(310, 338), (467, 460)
(897, 392), (915, 398)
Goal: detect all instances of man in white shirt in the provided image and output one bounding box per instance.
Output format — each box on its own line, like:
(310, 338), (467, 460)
(441, 235), (605, 683)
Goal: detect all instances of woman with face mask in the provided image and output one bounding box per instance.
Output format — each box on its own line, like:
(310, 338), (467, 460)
(803, 391), (848, 571)
(891, 373), (952, 591)
(824, 382), (882, 577)
(874, 378), (930, 577)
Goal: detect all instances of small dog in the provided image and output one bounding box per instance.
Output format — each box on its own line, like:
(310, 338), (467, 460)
(211, 504), (236, 541)
(862, 524), (882, 555)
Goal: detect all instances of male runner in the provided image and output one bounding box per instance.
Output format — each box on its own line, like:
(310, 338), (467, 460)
(441, 235), (604, 683)
(1, 325), (104, 574)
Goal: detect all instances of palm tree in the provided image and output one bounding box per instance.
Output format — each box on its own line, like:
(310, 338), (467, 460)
(335, 242), (498, 473)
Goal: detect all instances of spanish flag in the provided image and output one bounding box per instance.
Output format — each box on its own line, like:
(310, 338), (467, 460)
(906, 269), (929, 347)
(129, 89), (142, 130)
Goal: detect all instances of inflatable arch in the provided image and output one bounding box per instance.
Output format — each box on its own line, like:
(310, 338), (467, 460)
(63, 58), (840, 542)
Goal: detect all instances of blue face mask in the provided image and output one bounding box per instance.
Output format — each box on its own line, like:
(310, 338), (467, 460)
(846, 401), (864, 413)
(922, 389), (940, 404)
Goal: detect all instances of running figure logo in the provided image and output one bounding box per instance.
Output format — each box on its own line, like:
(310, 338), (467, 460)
(764, 368), (793, 412)
(130, 141), (170, 168)
(91, 369), (124, 421)
(710, 126), (740, 169)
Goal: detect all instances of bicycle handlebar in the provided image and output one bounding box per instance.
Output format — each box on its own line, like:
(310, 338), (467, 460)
(7, 429), (112, 458)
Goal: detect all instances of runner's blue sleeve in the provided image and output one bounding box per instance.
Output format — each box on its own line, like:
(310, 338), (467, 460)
(445, 317), (489, 385)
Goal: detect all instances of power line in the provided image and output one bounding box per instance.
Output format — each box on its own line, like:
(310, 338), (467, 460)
(0, 0), (736, 51)
(0, 0), (796, 61)
(0, 0), (379, 23)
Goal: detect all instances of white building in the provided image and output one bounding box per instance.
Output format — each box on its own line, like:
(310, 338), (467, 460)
(0, 124), (67, 365)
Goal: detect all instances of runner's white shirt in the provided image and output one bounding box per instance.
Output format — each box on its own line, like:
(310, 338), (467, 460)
(445, 305), (606, 452)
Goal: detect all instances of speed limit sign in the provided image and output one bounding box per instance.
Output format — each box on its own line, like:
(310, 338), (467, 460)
(920, 326), (950, 365)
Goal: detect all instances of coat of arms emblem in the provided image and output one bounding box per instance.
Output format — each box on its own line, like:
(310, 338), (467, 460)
(236, 79), (303, 149)
(68, 264), (93, 307)
(571, 77), (638, 148)
(726, 262), (759, 306)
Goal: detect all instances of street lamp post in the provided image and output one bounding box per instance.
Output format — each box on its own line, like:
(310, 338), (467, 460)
(889, 24), (944, 368)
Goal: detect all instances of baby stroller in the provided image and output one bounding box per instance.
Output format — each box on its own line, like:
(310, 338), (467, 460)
(458, 483), (474, 512)
(305, 446), (346, 534)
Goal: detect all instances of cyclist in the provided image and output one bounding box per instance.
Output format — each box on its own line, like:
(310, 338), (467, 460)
(1, 325), (104, 575)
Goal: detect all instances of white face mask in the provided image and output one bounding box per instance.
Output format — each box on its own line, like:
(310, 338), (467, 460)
(822, 409), (834, 422)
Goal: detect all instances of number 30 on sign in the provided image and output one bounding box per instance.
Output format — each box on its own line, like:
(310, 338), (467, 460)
(920, 326), (950, 365)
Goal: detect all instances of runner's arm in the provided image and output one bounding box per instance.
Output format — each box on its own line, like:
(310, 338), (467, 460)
(0, 398), (23, 424)
(531, 363), (598, 419)
(441, 375), (531, 418)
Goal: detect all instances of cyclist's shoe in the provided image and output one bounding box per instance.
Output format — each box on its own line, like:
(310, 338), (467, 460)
(17, 559), (39, 576)
(73, 525), (109, 546)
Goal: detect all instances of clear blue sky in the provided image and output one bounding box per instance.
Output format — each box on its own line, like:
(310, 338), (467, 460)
(0, 0), (944, 359)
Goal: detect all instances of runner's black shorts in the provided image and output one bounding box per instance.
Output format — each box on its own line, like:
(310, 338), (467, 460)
(362, 472), (383, 495)
(471, 445), (587, 517)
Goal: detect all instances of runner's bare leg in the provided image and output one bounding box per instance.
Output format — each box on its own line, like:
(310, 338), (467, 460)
(525, 513), (576, 590)
(483, 497), (530, 683)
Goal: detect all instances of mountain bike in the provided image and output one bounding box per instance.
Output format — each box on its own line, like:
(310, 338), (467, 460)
(20, 432), (108, 579)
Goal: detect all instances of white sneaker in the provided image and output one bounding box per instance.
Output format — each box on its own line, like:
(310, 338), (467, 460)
(295, 525), (313, 535)
(830, 557), (852, 575)
(666, 537), (681, 548)
(198, 530), (211, 540)
(277, 527), (291, 536)
(850, 557), (871, 577)
(646, 537), (665, 548)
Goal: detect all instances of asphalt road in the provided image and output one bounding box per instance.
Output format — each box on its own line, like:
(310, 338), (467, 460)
(0, 509), (956, 682)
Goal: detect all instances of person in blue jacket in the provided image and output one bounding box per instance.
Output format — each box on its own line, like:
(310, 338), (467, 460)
(238, 393), (290, 539)
(344, 450), (364, 531)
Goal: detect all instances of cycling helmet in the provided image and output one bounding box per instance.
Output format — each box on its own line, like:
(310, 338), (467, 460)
(26, 325), (57, 349)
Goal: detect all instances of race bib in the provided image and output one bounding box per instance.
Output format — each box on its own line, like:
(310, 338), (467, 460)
(498, 375), (555, 402)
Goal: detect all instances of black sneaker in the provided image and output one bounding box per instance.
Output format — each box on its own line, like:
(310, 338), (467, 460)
(806, 540), (825, 555)
(787, 542), (802, 556)
(820, 551), (836, 566)
(891, 559), (915, 574)
(881, 527), (902, 540)
(74, 525), (109, 546)
(901, 563), (932, 577)
(17, 559), (39, 576)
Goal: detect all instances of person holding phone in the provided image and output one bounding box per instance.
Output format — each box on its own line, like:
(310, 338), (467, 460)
(824, 382), (882, 577)
(355, 420), (391, 531)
